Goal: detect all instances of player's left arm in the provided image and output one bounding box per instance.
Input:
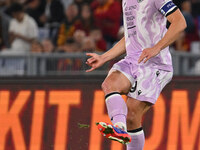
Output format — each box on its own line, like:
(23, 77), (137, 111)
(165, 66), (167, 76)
(138, 8), (187, 63)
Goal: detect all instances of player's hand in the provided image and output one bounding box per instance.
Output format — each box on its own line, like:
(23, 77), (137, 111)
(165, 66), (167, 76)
(138, 47), (160, 63)
(86, 53), (105, 72)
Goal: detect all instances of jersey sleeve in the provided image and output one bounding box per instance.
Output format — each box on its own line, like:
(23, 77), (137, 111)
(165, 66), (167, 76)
(155, 0), (178, 17)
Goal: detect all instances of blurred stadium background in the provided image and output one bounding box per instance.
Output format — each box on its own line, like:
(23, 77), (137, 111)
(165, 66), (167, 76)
(0, 0), (199, 150)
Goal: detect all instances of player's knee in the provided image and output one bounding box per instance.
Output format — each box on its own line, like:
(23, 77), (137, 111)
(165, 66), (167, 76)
(101, 79), (116, 94)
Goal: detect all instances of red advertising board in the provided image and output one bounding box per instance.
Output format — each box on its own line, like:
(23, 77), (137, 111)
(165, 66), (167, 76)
(0, 76), (199, 150)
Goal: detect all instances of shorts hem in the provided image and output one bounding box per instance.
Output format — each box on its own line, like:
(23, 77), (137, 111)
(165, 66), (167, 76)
(127, 94), (156, 104)
(110, 65), (135, 85)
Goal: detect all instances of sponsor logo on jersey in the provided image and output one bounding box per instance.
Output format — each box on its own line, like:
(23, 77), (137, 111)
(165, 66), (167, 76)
(156, 71), (160, 77)
(138, 90), (142, 95)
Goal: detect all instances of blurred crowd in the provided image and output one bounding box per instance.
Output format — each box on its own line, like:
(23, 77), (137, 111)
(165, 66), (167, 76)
(173, 0), (200, 53)
(0, 0), (199, 54)
(0, 0), (123, 54)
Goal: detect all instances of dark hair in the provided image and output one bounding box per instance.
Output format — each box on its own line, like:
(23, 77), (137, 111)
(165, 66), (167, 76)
(66, 38), (76, 44)
(9, 2), (24, 14)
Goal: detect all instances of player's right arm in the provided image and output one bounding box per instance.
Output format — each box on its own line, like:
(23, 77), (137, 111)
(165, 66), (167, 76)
(86, 36), (126, 72)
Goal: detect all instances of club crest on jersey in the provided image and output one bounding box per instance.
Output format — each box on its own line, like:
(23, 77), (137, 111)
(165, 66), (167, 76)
(137, 0), (143, 3)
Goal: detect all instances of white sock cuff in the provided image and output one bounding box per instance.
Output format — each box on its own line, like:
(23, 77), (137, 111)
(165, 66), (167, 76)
(105, 92), (121, 102)
(128, 127), (144, 136)
(128, 130), (144, 136)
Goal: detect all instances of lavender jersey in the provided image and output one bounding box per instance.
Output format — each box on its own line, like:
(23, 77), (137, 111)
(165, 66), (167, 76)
(123, 0), (178, 71)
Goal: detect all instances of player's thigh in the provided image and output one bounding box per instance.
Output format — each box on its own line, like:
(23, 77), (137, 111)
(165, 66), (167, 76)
(102, 70), (132, 95)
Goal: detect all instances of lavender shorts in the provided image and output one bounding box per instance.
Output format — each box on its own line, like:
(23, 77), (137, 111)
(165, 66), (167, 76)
(108, 58), (173, 104)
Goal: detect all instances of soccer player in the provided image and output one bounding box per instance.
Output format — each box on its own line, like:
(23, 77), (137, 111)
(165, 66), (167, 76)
(86, 0), (186, 149)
